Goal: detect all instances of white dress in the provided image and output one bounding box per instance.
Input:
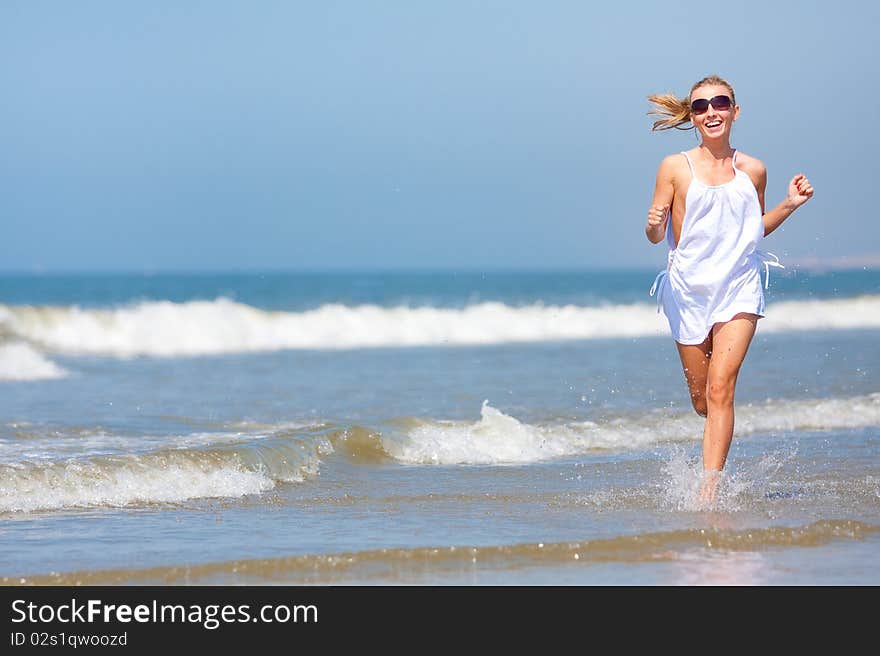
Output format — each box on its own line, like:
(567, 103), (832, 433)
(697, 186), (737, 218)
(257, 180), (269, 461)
(650, 150), (783, 345)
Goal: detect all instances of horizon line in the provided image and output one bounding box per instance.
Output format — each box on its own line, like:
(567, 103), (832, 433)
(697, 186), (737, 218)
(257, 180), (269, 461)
(0, 262), (879, 276)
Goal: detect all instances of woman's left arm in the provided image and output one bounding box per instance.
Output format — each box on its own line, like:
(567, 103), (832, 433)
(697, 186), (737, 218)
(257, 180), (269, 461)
(759, 166), (815, 237)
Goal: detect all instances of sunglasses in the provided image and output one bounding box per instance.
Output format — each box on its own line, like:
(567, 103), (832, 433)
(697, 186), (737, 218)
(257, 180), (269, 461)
(690, 95), (732, 115)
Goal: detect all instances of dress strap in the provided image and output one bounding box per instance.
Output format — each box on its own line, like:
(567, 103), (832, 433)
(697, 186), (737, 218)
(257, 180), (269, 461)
(732, 149), (738, 166)
(680, 151), (696, 178)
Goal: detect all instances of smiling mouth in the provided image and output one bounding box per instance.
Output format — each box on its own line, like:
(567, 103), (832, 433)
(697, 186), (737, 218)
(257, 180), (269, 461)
(705, 120), (722, 128)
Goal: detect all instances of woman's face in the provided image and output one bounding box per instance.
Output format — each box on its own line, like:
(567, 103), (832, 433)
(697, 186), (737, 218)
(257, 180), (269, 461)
(690, 84), (739, 141)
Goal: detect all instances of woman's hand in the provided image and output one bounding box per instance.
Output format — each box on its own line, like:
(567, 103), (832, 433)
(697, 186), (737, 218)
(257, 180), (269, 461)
(787, 174), (814, 209)
(645, 204), (669, 243)
(647, 204), (669, 230)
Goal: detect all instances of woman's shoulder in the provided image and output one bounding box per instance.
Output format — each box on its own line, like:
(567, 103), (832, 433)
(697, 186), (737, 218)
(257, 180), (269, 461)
(734, 150), (766, 177)
(660, 150), (689, 164)
(657, 151), (689, 176)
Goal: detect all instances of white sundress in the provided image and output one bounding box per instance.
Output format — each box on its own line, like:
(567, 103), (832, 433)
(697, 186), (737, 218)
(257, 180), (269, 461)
(649, 150), (783, 345)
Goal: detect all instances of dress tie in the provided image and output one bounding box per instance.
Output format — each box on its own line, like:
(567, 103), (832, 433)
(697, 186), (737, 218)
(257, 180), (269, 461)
(754, 250), (784, 289)
(649, 270), (667, 314)
(649, 251), (675, 313)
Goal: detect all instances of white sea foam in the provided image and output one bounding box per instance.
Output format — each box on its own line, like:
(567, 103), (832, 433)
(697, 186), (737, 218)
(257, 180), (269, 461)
(1, 295), (879, 357)
(0, 436), (328, 513)
(389, 393), (880, 465)
(0, 459), (276, 513)
(0, 342), (68, 381)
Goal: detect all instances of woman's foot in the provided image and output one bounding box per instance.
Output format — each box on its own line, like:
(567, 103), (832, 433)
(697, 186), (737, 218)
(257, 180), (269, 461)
(699, 469), (722, 506)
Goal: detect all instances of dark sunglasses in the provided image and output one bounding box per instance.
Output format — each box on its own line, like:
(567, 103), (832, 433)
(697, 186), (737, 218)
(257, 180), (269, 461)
(690, 95), (732, 115)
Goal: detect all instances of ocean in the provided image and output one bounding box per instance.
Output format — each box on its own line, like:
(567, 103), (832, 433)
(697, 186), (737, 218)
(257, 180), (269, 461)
(1, 269), (878, 584)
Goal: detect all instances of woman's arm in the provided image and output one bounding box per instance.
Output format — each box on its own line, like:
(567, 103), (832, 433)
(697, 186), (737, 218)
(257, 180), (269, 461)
(646, 156), (676, 244)
(757, 165), (814, 237)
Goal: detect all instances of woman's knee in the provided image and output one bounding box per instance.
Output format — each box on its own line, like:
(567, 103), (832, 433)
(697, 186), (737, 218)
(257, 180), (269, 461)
(707, 376), (736, 407)
(687, 389), (708, 416)
(692, 397), (708, 417)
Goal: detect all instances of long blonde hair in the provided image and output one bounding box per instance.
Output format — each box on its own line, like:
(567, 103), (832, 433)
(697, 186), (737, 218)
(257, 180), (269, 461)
(647, 75), (736, 131)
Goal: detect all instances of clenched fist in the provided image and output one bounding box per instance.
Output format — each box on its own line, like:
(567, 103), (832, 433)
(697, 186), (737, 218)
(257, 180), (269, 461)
(787, 174), (814, 209)
(647, 204), (669, 228)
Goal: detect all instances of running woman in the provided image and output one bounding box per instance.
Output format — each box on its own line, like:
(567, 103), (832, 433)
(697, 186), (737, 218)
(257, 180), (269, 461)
(645, 75), (814, 501)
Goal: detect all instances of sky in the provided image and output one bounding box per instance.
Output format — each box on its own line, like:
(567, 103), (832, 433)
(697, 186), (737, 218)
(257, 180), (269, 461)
(2, 0), (878, 272)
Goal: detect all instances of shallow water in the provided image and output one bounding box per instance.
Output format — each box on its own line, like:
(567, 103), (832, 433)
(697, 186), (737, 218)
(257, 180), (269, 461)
(1, 271), (878, 584)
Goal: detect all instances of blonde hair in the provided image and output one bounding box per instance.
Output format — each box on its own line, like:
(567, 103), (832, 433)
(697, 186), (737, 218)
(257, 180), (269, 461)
(647, 75), (737, 131)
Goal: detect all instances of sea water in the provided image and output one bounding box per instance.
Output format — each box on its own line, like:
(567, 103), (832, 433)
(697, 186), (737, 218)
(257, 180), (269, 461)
(1, 269), (878, 584)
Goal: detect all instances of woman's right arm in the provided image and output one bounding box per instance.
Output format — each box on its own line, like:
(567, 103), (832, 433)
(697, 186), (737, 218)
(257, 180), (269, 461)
(646, 156), (676, 244)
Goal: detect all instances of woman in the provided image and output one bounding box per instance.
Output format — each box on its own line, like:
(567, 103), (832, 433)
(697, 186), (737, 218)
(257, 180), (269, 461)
(645, 75), (813, 501)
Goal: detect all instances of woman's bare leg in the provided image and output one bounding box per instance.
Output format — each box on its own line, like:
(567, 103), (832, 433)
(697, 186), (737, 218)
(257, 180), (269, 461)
(700, 313), (758, 500)
(675, 334), (713, 417)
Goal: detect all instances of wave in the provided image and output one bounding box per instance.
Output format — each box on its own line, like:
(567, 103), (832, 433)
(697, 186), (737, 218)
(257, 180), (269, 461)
(0, 421), (385, 512)
(8, 519), (877, 584)
(0, 342), (68, 381)
(0, 421), (324, 465)
(3, 393), (878, 512)
(1, 295), (879, 357)
(0, 431), (331, 513)
(386, 393), (880, 465)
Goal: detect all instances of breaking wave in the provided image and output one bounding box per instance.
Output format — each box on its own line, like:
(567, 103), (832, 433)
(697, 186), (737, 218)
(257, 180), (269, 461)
(3, 393), (878, 512)
(1, 295), (879, 357)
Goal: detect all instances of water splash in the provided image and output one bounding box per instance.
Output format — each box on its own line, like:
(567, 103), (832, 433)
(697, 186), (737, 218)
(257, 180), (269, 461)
(659, 445), (799, 512)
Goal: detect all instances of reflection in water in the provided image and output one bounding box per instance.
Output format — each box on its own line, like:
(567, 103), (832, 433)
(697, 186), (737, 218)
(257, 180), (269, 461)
(671, 549), (769, 585)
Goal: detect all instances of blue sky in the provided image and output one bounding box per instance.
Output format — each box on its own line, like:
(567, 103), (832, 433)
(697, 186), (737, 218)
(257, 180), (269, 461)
(2, 1), (878, 272)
